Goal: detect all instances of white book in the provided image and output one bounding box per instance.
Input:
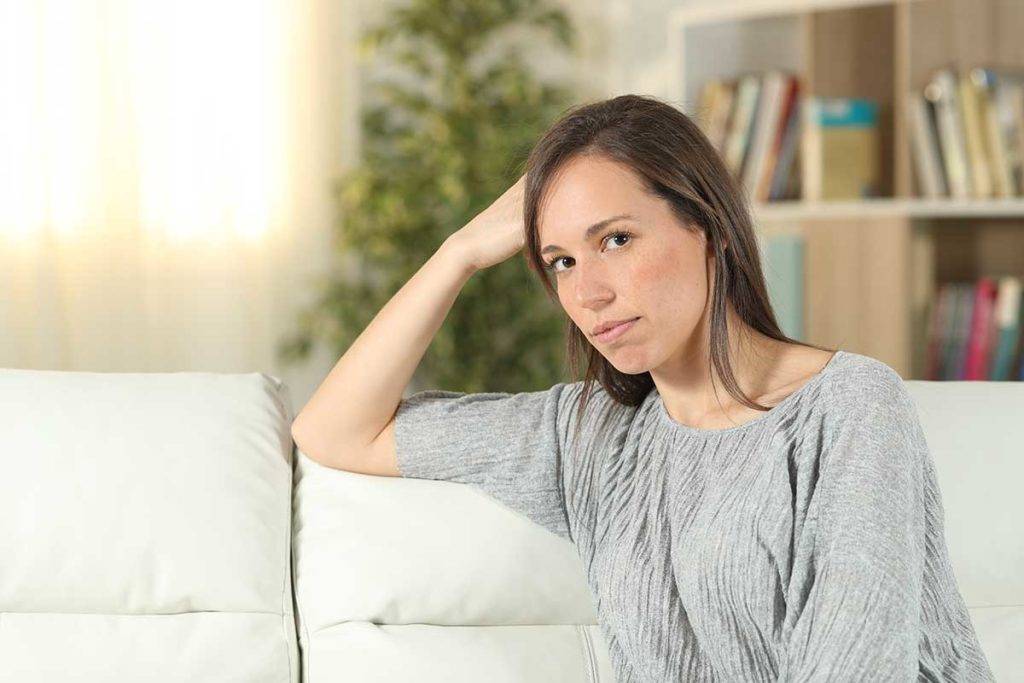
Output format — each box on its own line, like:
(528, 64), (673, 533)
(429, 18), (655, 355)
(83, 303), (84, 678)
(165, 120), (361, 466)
(997, 79), (1024, 195)
(985, 73), (1016, 197)
(960, 69), (993, 198)
(724, 75), (760, 179)
(928, 69), (972, 199)
(742, 70), (787, 202)
(907, 91), (947, 198)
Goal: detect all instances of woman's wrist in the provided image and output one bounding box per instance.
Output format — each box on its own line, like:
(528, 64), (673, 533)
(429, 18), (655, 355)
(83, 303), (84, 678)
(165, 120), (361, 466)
(439, 234), (480, 279)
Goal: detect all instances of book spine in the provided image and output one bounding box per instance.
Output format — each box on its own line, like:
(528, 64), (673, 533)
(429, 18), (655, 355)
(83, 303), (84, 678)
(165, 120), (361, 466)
(964, 277), (997, 379)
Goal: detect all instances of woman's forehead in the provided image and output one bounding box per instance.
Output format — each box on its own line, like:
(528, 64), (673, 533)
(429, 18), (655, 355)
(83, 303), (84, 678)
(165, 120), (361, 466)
(537, 161), (652, 241)
(541, 156), (644, 206)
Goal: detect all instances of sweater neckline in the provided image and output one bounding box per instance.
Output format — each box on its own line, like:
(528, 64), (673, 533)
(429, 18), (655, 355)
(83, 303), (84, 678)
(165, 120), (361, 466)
(653, 349), (846, 436)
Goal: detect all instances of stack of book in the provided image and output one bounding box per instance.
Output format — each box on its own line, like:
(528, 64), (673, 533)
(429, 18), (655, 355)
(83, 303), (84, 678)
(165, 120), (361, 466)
(925, 276), (1023, 380)
(697, 71), (802, 202)
(697, 71), (881, 202)
(907, 66), (1024, 199)
(754, 231), (1023, 380)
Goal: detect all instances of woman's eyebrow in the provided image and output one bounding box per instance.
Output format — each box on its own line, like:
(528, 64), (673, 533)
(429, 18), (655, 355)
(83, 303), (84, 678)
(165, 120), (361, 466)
(540, 213), (637, 255)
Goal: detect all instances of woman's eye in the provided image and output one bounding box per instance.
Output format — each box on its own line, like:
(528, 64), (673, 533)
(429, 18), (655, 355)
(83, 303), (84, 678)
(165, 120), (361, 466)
(606, 232), (632, 249)
(545, 231), (632, 274)
(546, 255), (570, 273)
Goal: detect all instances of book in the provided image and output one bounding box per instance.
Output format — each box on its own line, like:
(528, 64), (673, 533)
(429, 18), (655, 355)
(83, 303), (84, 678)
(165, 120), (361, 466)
(907, 90), (949, 198)
(959, 68), (994, 198)
(724, 75), (761, 180)
(928, 68), (973, 199)
(742, 70), (789, 202)
(801, 97), (879, 200)
(760, 233), (805, 340)
(769, 83), (802, 201)
(943, 284), (973, 380)
(756, 75), (800, 202)
(972, 68), (1015, 198)
(696, 78), (735, 153)
(925, 283), (953, 380)
(990, 276), (1022, 380)
(963, 276), (998, 379)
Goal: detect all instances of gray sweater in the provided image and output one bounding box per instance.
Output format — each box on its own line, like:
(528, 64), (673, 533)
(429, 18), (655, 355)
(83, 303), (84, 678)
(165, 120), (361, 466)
(394, 349), (995, 681)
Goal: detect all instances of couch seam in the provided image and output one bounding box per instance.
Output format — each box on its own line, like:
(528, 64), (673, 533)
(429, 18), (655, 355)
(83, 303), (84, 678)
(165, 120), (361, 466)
(266, 373), (297, 683)
(291, 484), (311, 682)
(306, 620), (600, 635)
(291, 446), (312, 681)
(281, 524), (293, 683)
(284, 418), (297, 681)
(270, 374), (300, 682)
(280, 497), (293, 683)
(0, 610), (286, 616)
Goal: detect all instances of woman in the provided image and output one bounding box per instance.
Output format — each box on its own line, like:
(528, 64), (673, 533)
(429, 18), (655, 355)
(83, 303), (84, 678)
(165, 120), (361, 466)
(292, 95), (994, 681)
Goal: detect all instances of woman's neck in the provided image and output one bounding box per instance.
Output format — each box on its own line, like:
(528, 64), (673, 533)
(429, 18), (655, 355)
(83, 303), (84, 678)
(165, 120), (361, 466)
(650, 308), (796, 426)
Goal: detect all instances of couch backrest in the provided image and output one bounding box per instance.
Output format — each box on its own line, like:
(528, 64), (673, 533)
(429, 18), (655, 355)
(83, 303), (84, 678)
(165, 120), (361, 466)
(290, 450), (610, 682)
(0, 369), (300, 682)
(904, 379), (1024, 680)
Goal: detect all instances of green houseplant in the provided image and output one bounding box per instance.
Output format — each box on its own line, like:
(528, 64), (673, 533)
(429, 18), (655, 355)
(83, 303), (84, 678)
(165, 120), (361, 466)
(279, 0), (580, 393)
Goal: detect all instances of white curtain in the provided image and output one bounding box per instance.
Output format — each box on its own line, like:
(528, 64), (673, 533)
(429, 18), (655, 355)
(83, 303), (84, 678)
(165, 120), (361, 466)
(0, 0), (354, 403)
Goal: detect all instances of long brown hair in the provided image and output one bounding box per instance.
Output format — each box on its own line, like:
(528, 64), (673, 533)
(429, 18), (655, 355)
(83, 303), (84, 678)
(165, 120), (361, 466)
(520, 94), (834, 434)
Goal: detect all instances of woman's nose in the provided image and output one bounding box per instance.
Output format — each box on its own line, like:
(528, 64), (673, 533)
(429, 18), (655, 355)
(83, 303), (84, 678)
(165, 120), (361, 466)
(574, 262), (614, 309)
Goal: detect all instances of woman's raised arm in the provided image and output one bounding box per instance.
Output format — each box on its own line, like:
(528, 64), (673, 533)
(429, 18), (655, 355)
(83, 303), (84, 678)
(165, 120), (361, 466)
(291, 175), (527, 475)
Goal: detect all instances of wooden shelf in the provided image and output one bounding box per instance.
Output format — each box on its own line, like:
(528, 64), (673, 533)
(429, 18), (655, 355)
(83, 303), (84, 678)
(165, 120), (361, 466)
(657, 0), (1024, 379)
(667, 0), (908, 29)
(753, 198), (1024, 221)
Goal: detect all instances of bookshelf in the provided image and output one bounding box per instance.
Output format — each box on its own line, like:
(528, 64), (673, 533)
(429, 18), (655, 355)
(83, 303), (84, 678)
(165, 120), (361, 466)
(656, 0), (1024, 380)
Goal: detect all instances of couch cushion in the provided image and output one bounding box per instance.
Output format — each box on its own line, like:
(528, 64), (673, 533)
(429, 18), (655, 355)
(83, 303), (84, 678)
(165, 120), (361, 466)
(0, 369), (300, 682)
(291, 451), (610, 682)
(905, 380), (1024, 681)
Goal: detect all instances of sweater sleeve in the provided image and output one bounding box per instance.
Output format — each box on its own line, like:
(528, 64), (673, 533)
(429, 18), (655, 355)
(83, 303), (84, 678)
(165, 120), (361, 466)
(392, 381), (582, 542)
(781, 369), (926, 681)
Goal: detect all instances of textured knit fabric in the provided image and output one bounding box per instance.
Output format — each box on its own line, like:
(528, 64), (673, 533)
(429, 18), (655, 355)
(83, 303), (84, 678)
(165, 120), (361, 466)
(393, 349), (995, 682)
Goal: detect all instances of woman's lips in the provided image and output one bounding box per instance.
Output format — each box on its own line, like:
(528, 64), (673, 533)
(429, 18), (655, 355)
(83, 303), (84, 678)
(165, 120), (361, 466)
(595, 317), (639, 343)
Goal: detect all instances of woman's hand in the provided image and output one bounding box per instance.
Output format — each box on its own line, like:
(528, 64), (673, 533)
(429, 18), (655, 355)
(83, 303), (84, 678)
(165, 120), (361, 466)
(446, 174), (527, 272)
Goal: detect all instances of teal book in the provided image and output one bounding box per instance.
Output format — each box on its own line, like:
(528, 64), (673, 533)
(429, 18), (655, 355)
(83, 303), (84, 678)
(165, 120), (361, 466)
(760, 233), (805, 340)
(941, 284), (967, 380)
(990, 276), (1021, 380)
(951, 284), (976, 380)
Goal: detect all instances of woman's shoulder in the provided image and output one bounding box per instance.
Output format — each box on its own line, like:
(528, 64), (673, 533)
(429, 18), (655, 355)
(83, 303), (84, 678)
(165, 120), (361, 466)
(818, 349), (917, 421)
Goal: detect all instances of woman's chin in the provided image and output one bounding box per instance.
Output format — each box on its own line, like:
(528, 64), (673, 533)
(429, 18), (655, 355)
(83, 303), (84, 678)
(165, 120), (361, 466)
(605, 350), (652, 375)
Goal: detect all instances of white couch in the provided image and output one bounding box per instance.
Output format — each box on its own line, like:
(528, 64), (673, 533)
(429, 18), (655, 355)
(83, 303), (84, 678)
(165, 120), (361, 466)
(0, 368), (1019, 681)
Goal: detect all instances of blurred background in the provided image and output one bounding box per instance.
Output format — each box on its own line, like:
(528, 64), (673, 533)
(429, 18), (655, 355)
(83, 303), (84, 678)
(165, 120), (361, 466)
(3, 0), (1023, 412)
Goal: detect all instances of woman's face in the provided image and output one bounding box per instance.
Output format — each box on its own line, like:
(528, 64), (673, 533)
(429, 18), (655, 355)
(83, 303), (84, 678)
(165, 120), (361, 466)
(536, 154), (716, 376)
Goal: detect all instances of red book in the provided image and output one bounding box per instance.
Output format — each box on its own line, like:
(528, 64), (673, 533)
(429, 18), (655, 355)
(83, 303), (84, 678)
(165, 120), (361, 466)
(963, 277), (998, 379)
